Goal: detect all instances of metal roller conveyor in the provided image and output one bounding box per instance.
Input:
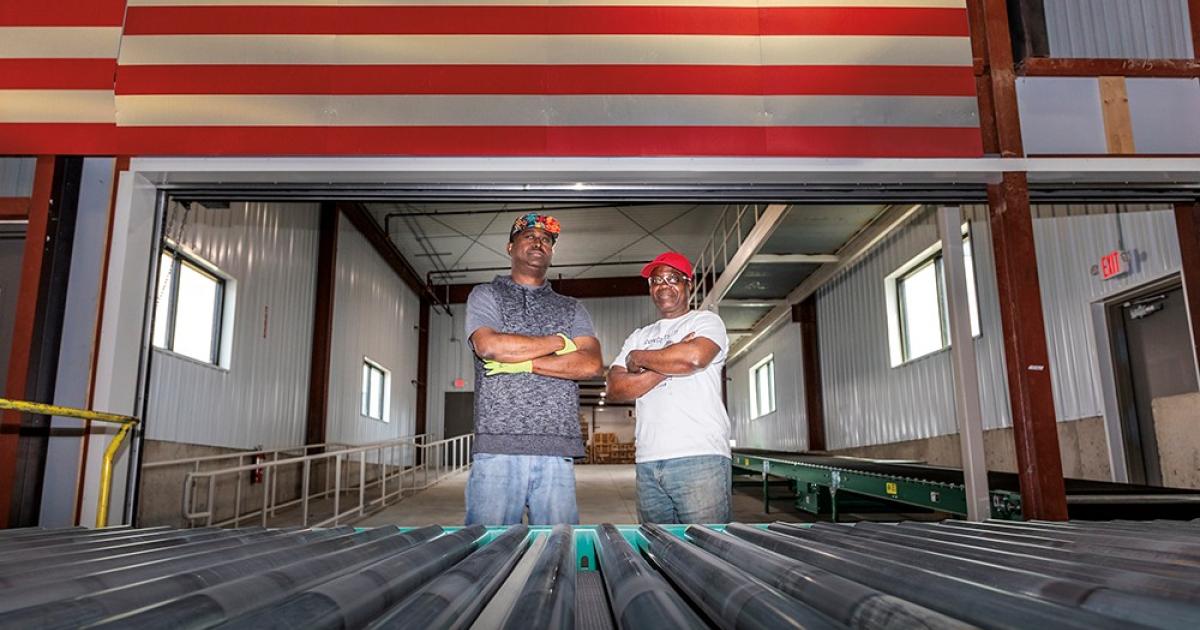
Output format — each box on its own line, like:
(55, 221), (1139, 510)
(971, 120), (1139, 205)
(215, 525), (487, 630)
(91, 525), (443, 629)
(0, 526), (201, 566)
(683, 524), (972, 630)
(593, 523), (705, 630)
(787, 523), (1200, 629)
(1, 520), (1198, 629)
(366, 524), (530, 630)
(0, 528), (339, 614)
(0, 527), (377, 630)
(840, 522), (1200, 601)
(502, 524), (576, 630)
(639, 522), (841, 630)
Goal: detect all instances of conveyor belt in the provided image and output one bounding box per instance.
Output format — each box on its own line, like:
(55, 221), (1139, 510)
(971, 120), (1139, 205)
(3, 521), (1200, 629)
(733, 449), (1200, 520)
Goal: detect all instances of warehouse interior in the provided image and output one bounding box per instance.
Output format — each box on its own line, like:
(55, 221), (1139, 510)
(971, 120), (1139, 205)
(5, 0), (1200, 627)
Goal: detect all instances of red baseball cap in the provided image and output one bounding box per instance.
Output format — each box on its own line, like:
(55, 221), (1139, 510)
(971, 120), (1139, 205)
(641, 252), (694, 279)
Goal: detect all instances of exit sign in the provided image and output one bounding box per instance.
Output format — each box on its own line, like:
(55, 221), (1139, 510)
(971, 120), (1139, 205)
(1100, 250), (1126, 280)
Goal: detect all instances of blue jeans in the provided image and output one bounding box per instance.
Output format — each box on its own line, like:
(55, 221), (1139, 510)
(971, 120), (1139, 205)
(465, 453), (579, 525)
(636, 455), (732, 524)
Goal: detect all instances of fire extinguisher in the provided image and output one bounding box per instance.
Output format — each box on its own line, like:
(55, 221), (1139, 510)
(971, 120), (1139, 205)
(251, 447), (265, 484)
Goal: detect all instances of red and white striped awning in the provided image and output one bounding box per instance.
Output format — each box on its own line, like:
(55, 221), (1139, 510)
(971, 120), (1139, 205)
(1, 0), (982, 157)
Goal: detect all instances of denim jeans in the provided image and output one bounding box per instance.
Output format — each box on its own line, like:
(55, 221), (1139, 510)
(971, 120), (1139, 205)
(636, 455), (732, 524)
(465, 453), (579, 525)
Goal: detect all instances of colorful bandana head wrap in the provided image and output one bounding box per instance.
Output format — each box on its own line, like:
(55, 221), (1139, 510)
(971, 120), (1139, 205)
(509, 212), (561, 243)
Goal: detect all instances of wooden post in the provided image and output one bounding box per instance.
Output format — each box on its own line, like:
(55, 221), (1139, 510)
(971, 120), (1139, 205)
(988, 172), (1068, 520)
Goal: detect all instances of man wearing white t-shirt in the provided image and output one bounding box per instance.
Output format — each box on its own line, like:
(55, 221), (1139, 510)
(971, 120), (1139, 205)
(606, 251), (732, 524)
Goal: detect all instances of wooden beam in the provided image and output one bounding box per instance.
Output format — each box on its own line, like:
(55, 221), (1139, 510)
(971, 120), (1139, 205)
(0, 197), (30, 221)
(1019, 57), (1200, 77)
(792, 298), (826, 452)
(749, 254), (839, 265)
(1098, 76), (1136, 155)
(1, 157), (54, 527)
(305, 203), (338, 446)
(436, 275), (649, 304)
(988, 172), (1068, 521)
(1175, 203), (1200, 376)
(337, 201), (428, 300)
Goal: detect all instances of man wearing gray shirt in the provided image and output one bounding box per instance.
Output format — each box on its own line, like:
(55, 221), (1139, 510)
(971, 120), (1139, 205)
(464, 213), (604, 525)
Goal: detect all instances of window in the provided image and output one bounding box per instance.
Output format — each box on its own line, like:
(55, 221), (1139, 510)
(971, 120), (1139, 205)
(887, 233), (981, 365)
(749, 355), (776, 419)
(153, 247), (226, 365)
(361, 358), (391, 422)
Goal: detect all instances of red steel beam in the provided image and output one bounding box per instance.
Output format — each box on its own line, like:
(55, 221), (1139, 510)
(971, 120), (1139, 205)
(0, 197), (30, 221)
(988, 172), (1068, 520)
(416, 298), (430, 440)
(1175, 204), (1200, 373)
(792, 297), (826, 452)
(0, 156), (54, 527)
(1191, 0), (1200, 60)
(982, 0), (1023, 157)
(305, 203), (338, 446)
(1019, 57), (1200, 78)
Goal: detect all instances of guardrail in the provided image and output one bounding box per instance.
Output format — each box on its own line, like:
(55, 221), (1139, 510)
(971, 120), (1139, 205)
(689, 204), (766, 308)
(181, 433), (473, 528)
(0, 398), (139, 528)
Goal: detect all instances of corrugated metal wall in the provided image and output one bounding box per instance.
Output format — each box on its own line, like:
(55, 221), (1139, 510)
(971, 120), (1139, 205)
(1044, 0), (1194, 58)
(727, 322), (808, 452)
(1030, 204), (1182, 421)
(731, 203), (1183, 451)
(816, 206), (1011, 450)
(146, 202), (319, 449)
(0, 157), (36, 197)
(326, 214), (421, 447)
(424, 294), (660, 440)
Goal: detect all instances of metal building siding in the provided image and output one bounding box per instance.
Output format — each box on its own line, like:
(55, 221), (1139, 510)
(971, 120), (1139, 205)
(146, 202), (319, 449)
(0, 157), (36, 197)
(727, 322), (808, 453)
(326, 214), (421, 447)
(815, 206), (1012, 451)
(578, 295), (662, 365)
(1045, 0), (1194, 58)
(1029, 204), (1182, 421)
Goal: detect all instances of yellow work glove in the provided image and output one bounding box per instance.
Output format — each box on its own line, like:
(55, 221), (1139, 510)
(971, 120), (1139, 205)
(555, 333), (577, 356)
(484, 360), (533, 376)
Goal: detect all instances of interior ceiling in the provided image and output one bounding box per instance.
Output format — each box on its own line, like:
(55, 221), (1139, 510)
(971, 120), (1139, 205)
(370, 201), (889, 338)
(366, 202), (724, 286)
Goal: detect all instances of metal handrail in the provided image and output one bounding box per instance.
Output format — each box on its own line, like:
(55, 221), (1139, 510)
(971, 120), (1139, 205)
(689, 204), (762, 308)
(0, 398), (139, 528)
(180, 433), (472, 529)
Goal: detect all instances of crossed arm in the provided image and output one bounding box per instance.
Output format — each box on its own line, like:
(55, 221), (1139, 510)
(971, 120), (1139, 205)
(605, 334), (720, 402)
(470, 327), (605, 380)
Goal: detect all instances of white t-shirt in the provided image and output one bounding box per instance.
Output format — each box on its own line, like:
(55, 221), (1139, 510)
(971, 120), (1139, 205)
(612, 309), (731, 463)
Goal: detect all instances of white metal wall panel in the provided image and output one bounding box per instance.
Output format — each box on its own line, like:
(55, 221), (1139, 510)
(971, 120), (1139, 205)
(1029, 204), (1182, 421)
(816, 206), (1010, 450)
(0, 157), (36, 197)
(1016, 77), (1107, 155)
(146, 202), (319, 449)
(727, 322), (808, 452)
(326, 214), (421, 446)
(424, 293), (661, 440)
(1126, 78), (1200, 153)
(1045, 0), (1194, 59)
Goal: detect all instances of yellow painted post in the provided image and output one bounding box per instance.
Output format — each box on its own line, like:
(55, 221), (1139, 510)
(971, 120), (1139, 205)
(96, 421), (134, 528)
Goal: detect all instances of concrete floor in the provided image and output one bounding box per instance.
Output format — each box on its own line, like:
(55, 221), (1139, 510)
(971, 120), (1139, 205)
(356, 464), (816, 526)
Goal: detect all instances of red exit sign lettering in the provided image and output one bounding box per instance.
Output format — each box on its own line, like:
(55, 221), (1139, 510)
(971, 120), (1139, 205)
(1100, 250), (1126, 280)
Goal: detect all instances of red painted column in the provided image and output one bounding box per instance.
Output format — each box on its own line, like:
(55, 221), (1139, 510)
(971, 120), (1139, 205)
(793, 298), (826, 452)
(0, 156), (54, 527)
(988, 172), (1068, 520)
(1175, 204), (1200, 373)
(305, 202), (338, 447)
(416, 299), (430, 440)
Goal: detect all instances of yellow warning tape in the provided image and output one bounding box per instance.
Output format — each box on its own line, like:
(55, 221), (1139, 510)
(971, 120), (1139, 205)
(0, 398), (138, 528)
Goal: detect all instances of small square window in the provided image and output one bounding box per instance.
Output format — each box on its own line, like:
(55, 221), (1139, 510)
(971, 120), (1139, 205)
(361, 358), (391, 422)
(749, 355), (776, 419)
(152, 247), (226, 365)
